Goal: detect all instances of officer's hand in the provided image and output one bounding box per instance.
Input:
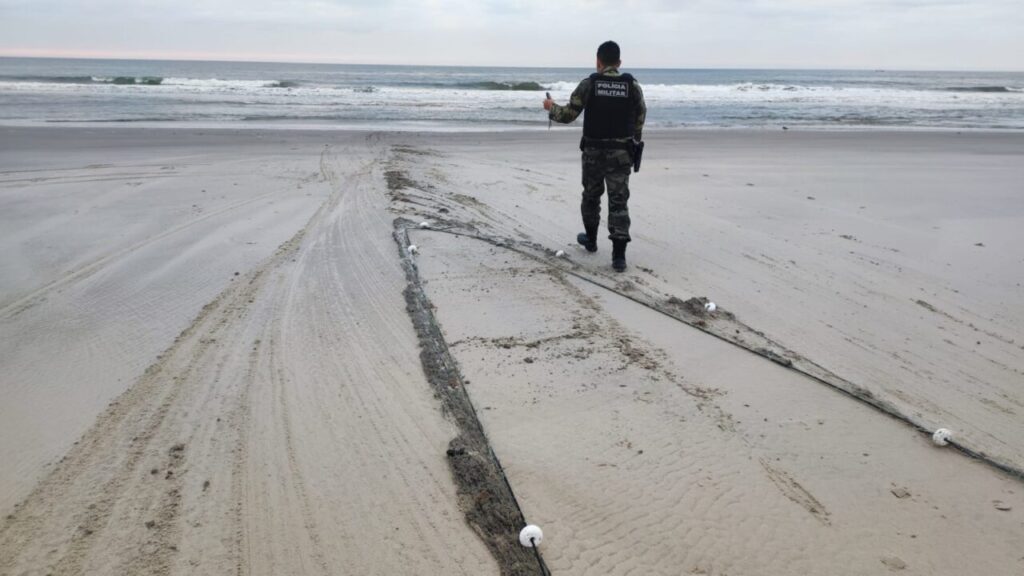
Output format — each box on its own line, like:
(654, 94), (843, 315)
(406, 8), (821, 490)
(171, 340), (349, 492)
(543, 98), (555, 111)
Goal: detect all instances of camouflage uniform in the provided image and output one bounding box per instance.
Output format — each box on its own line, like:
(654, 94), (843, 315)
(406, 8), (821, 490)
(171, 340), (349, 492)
(549, 67), (646, 243)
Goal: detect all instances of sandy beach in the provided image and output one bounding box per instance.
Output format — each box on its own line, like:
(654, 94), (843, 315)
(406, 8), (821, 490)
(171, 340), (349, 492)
(1, 126), (1022, 575)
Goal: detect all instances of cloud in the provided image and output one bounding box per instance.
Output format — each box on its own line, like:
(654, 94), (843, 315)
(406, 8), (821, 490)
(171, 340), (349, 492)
(0, 0), (1021, 69)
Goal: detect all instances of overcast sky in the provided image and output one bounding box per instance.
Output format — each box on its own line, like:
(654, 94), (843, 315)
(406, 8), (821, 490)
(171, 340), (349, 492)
(1, 0), (1021, 70)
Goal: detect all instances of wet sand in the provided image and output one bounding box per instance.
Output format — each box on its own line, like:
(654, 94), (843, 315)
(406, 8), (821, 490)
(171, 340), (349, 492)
(1, 126), (1022, 575)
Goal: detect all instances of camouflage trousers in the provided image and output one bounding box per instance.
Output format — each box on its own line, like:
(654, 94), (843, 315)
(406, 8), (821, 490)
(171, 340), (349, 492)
(581, 148), (632, 243)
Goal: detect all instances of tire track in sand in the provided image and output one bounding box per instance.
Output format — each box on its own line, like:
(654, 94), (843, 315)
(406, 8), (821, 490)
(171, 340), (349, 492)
(2, 136), (498, 575)
(1, 145), (342, 575)
(0, 182), (285, 319)
(0, 260), (272, 574)
(235, 135), (496, 575)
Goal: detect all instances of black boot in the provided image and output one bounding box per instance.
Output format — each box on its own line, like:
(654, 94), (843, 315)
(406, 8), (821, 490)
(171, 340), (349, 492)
(612, 240), (627, 272)
(576, 228), (598, 253)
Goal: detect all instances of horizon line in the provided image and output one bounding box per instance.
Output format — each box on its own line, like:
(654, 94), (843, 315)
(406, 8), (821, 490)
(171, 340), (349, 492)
(1, 53), (1022, 75)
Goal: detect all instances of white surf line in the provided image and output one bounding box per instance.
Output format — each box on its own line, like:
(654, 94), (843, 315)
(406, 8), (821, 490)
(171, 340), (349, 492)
(401, 221), (1024, 484)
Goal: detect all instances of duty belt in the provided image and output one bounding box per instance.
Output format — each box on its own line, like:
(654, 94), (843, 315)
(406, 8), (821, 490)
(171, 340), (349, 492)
(580, 137), (633, 151)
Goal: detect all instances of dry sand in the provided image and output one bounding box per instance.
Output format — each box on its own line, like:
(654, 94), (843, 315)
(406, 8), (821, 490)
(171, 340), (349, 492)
(1, 126), (1022, 575)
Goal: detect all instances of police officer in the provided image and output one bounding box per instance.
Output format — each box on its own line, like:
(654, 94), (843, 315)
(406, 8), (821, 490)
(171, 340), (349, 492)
(544, 40), (646, 272)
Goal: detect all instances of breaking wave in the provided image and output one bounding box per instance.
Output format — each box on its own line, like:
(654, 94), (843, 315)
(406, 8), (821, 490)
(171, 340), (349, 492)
(456, 81), (546, 91)
(96, 76), (165, 85)
(159, 78), (296, 89)
(46, 75), (97, 84)
(0, 75), (307, 89)
(944, 86), (1022, 93)
(0, 75), (166, 85)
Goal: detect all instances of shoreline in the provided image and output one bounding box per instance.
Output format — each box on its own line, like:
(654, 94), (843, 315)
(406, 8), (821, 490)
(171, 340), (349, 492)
(4, 120), (1024, 133)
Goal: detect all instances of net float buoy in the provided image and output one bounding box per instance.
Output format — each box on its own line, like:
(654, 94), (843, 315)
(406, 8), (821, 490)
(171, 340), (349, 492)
(705, 302), (717, 313)
(932, 428), (952, 446)
(408, 244), (419, 255)
(555, 250), (566, 258)
(419, 221), (431, 229)
(519, 524), (543, 548)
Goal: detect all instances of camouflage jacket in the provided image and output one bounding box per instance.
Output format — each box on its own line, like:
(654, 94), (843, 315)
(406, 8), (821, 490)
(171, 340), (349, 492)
(549, 66), (646, 141)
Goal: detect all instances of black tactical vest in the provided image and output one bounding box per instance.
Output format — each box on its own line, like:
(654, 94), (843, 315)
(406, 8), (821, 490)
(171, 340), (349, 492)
(583, 72), (637, 140)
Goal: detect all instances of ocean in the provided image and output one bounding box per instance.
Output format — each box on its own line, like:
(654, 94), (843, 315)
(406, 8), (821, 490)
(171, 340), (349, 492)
(1, 57), (1023, 131)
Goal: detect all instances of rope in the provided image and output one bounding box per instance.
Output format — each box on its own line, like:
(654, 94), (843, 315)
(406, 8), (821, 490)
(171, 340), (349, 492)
(403, 222), (1024, 483)
(530, 538), (551, 576)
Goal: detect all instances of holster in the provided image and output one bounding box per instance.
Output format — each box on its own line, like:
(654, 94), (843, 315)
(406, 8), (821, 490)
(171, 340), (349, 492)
(632, 141), (645, 173)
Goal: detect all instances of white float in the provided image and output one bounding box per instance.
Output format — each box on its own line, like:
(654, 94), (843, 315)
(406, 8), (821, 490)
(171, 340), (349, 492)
(519, 524), (543, 548)
(555, 250), (566, 258)
(932, 428), (952, 446)
(419, 221), (431, 229)
(408, 245), (419, 255)
(704, 302), (717, 313)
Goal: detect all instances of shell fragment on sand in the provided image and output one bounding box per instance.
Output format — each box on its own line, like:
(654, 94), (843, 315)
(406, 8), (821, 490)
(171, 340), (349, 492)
(408, 244), (419, 255)
(555, 250), (566, 258)
(932, 428), (952, 446)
